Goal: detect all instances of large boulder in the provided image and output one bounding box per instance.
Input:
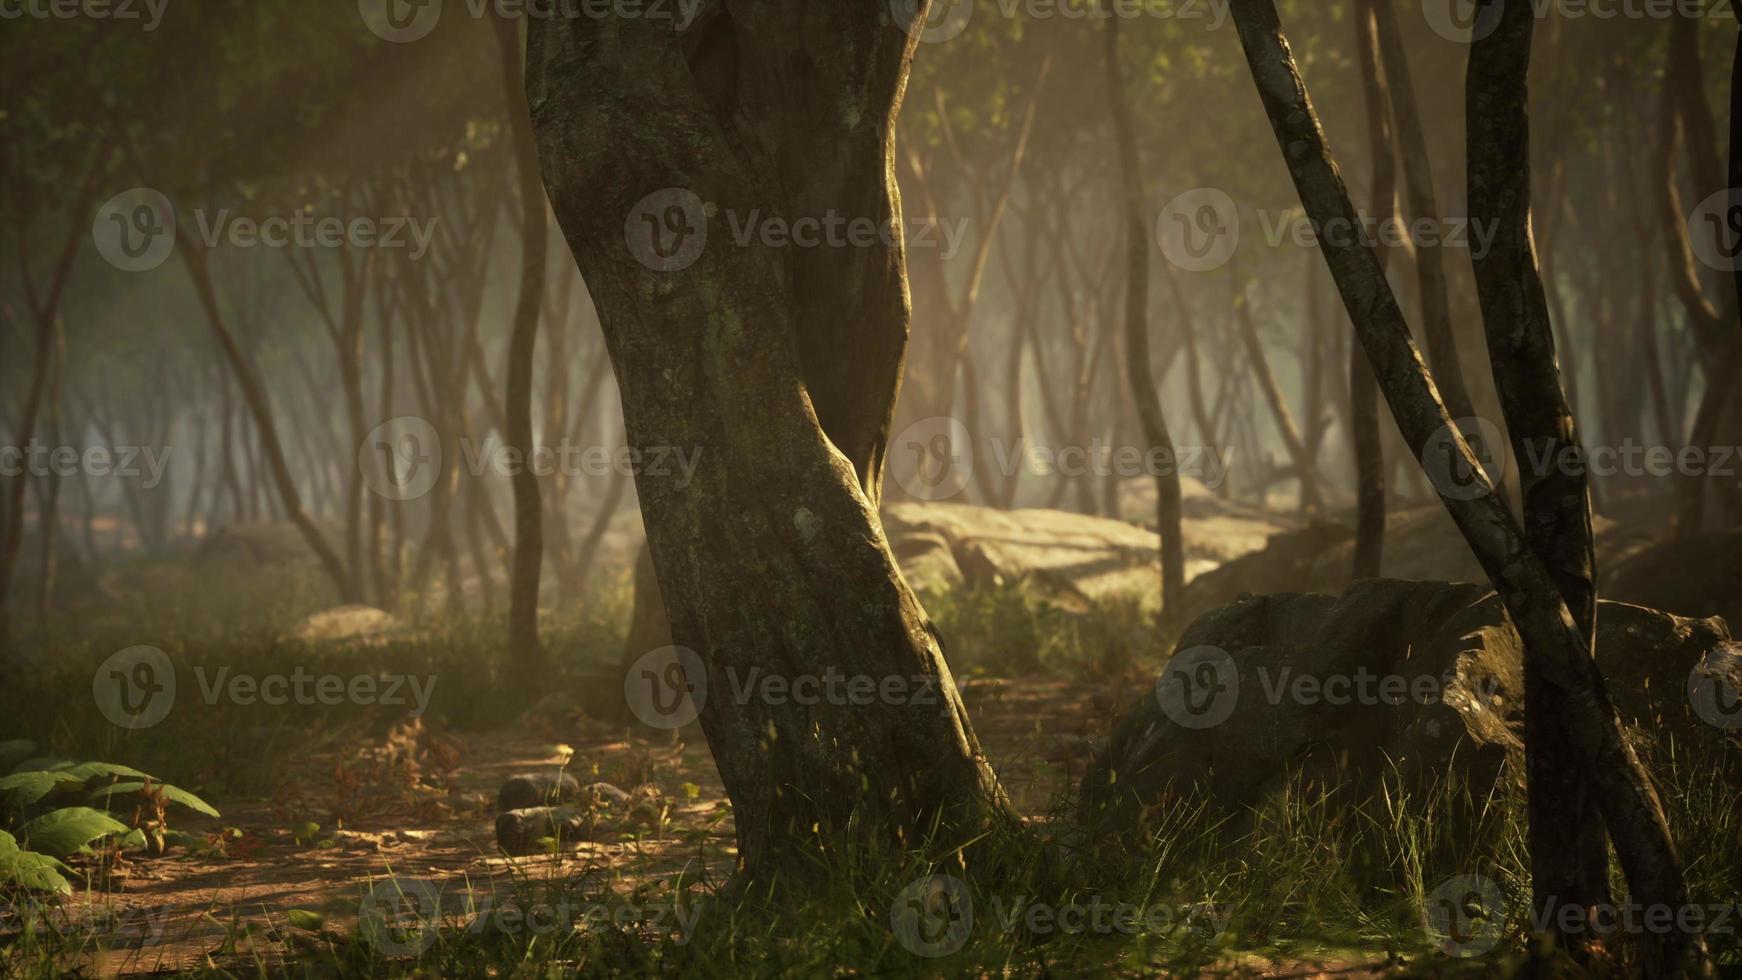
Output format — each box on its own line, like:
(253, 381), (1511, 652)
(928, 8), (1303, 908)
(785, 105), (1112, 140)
(881, 500), (1284, 612)
(1604, 528), (1742, 632)
(1176, 505), (1647, 630)
(1082, 579), (1741, 831)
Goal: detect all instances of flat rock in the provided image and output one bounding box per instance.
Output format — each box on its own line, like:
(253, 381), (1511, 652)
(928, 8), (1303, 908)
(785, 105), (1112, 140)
(881, 500), (1284, 613)
(284, 605), (404, 644)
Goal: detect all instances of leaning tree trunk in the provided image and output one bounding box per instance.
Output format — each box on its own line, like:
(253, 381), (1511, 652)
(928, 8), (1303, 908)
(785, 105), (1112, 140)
(1232, 279), (1325, 514)
(1371, 0), (1476, 423)
(1350, 0), (1390, 579)
(496, 12), (548, 683)
(176, 238), (360, 605)
(1104, 12), (1185, 633)
(526, 4), (1007, 876)
(1226, 3), (1705, 975)
(1465, 5), (1614, 961)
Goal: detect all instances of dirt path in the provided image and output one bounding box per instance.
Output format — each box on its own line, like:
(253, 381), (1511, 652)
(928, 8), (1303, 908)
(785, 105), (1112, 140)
(20, 679), (1124, 974)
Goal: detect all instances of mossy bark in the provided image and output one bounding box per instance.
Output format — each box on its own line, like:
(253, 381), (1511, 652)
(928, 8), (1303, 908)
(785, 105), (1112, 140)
(527, 5), (1006, 875)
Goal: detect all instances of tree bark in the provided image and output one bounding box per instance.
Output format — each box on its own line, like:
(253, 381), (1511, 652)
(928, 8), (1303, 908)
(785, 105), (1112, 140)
(1465, 4), (1613, 960)
(497, 12), (549, 682)
(1227, 4), (1705, 975)
(1232, 278), (1324, 515)
(1371, 0), (1476, 422)
(1350, 0), (1390, 579)
(1105, 12), (1185, 631)
(527, 4), (1007, 875)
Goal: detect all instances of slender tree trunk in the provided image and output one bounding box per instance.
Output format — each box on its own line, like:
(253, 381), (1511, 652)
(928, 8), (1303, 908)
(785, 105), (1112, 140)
(0, 182), (91, 653)
(527, 4), (1007, 875)
(1233, 279), (1324, 514)
(1351, 0), (1390, 578)
(497, 12), (548, 681)
(1227, 5), (1706, 975)
(1371, 0), (1476, 422)
(177, 240), (358, 603)
(1466, 6), (1614, 961)
(1105, 11), (1186, 631)
(34, 319), (66, 621)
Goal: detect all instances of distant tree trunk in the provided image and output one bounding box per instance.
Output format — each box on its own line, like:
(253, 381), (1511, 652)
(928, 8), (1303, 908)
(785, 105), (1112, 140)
(1227, 4), (1705, 975)
(1105, 11), (1185, 632)
(497, 12), (548, 682)
(35, 319), (66, 621)
(177, 239), (358, 604)
(1371, 0), (1476, 422)
(527, 4), (1007, 875)
(1232, 279), (1324, 515)
(1351, 0), (1390, 578)
(1465, 5), (1614, 961)
(0, 180), (94, 653)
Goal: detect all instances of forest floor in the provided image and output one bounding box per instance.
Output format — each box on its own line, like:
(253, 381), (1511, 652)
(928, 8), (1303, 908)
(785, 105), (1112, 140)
(19, 677), (1401, 977)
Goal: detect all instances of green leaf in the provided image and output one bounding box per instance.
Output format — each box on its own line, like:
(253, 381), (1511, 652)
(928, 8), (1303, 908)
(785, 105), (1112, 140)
(17, 807), (130, 858)
(10, 757), (71, 773)
(157, 783), (220, 819)
(0, 846), (73, 894)
(86, 780), (220, 818)
(0, 770), (81, 809)
(286, 909), (326, 931)
(0, 739), (36, 773)
(88, 780), (147, 803)
(61, 762), (152, 784)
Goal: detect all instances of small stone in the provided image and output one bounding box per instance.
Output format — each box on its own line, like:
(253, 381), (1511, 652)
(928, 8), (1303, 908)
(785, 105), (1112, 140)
(495, 806), (595, 856)
(496, 773), (581, 813)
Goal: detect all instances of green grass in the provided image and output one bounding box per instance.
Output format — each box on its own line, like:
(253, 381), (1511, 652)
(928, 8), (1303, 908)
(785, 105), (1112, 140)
(1, 566), (1737, 977)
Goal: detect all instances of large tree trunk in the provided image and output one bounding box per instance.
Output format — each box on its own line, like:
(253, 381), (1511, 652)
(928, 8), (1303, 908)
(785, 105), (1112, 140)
(1227, 3), (1705, 975)
(1105, 13), (1185, 632)
(497, 13), (549, 682)
(527, 4), (1007, 876)
(1464, 5), (1612, 960)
